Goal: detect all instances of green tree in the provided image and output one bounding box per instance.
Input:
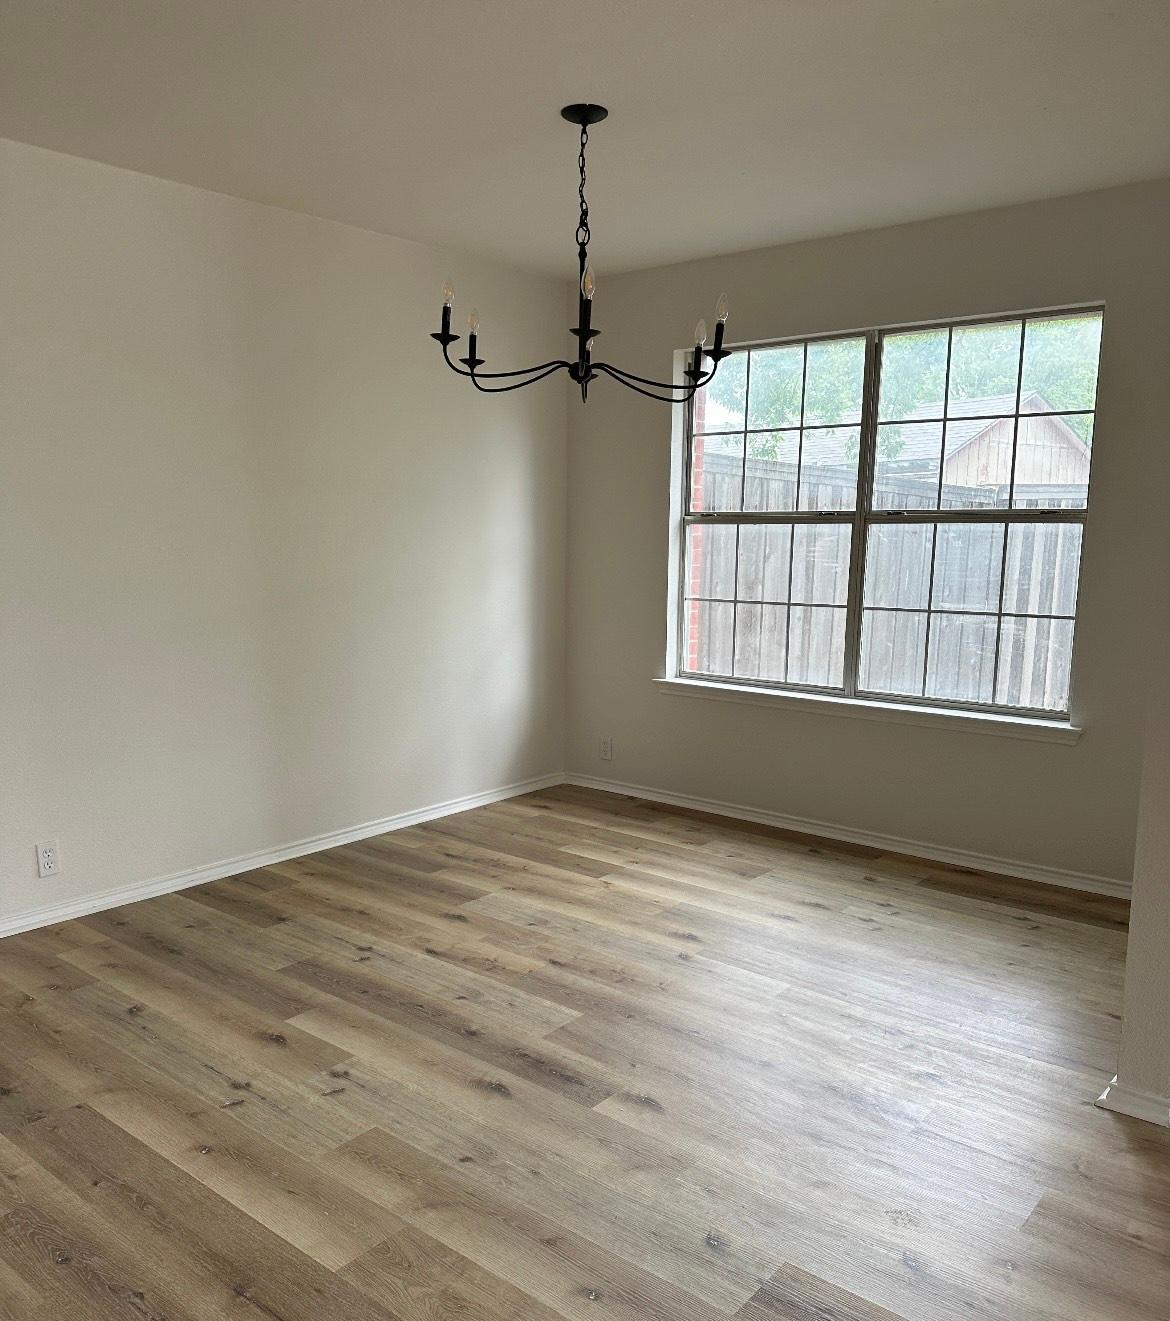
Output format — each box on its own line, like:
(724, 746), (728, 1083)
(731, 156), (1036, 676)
(705, 313), (1101, 456)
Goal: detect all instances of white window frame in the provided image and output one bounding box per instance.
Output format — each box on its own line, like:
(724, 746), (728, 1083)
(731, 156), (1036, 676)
(665, 306), (1102, 727)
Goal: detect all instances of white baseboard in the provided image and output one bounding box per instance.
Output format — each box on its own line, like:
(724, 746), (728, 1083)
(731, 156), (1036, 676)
(0, 772), (563, 940)
(563, 773), (1131, 900)
(1096, 1076), (1170, 1127)
(3, 766), (1128, 940)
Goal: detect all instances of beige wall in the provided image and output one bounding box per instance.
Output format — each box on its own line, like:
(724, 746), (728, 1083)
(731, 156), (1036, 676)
(566, 179), (1170, 887)
(1, 138), (566, 929)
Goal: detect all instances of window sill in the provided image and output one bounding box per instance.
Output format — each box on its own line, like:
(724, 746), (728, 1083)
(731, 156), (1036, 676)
(653, 677), (1083, 744)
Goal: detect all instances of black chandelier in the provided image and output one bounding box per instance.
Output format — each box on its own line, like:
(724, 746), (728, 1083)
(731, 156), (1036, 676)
(431, 103), (730, 403)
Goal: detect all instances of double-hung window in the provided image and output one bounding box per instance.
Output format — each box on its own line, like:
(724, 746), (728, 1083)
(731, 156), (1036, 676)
(677, 309), (1102, 718)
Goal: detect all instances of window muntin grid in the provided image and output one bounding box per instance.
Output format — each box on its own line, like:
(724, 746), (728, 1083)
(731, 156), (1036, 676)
(679, 309), (1101, 717)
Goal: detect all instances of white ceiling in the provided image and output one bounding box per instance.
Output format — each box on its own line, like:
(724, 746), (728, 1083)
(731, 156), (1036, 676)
(2, 1), (1169, 277)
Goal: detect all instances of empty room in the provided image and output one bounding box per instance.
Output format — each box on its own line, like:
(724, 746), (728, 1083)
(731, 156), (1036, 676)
(3, 2), (1170, 1318)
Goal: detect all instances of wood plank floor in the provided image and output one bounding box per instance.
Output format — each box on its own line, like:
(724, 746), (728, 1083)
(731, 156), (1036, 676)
(1, 784), (1166, 1320)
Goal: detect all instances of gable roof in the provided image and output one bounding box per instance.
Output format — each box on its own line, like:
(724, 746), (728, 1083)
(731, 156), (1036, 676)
(700, 390), (1086, 468)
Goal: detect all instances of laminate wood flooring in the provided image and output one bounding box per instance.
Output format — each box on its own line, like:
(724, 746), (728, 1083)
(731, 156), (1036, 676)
(1, 785), (1165, 1320)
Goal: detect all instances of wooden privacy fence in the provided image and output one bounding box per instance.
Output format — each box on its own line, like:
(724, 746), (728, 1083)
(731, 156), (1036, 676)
(686, 452), (1082, 708)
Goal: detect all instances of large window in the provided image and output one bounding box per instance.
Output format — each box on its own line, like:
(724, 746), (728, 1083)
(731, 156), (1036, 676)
(678, 309), (1102, 717)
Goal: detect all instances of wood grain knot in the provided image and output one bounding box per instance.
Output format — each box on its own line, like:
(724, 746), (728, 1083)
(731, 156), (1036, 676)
(472, 1078), (512, 1097)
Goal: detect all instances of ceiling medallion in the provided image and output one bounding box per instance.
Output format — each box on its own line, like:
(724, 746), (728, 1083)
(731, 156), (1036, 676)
(431, 103), (730, 403)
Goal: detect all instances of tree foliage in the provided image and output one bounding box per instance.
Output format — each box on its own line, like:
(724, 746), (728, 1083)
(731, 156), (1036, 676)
(701, 313), (1101, 458)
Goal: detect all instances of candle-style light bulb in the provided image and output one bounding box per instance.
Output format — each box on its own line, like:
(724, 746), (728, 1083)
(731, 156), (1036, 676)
(581, 267), (596, 300)
(467, 309), (480, 335)
(712, 293), (729, 356)
(441, 279), (455, 308)
(694, 318), (708, 347)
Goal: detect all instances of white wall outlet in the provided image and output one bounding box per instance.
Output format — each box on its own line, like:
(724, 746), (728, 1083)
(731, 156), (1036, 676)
(36, 840), (60, 878)
(599, 736), (613, 762)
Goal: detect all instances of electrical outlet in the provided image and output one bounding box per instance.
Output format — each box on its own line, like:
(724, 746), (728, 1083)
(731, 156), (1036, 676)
(36, 840), (60, 878)
(599, 736), (613, 761)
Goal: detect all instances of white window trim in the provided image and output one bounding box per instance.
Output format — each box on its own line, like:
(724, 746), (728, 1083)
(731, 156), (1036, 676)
(652, 675), (1082, 744)
(664, 306), (1100, 734)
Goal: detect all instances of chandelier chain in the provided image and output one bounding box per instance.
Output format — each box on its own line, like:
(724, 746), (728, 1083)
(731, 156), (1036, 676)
(575, 125), (590, 257)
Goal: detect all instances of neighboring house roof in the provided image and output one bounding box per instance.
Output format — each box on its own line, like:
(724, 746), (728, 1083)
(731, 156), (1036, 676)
(877, 392), (1090, 469)
(700, 391), (1087, 469)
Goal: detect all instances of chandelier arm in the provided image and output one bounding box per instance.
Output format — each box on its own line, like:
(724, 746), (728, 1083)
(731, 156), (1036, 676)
(593, 363), (703, 403)
(470, 358), (574, 380)
(441, 341), (571, 381)
(596, 360), (717, 393)
(467, 362), (569, 394)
